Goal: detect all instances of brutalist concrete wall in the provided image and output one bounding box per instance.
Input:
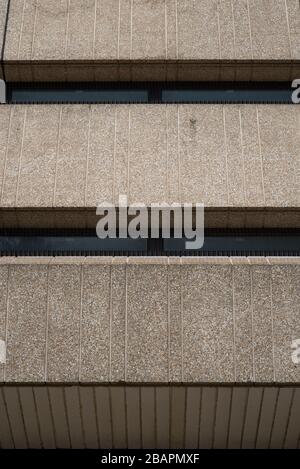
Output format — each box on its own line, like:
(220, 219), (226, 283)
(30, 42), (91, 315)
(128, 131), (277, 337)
(0, 0), (8, 79)
(2, 0), (300, 81)
(0, 104), (299, 220)
(0, 257), (299, 385)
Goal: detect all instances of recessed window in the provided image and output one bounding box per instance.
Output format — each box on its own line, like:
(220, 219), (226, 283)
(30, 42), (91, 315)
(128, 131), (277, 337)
(0, 230), (146, 256)
(0, 229), (299, 256)
(8, 86), (149, 104)
(6, 82), (294, 104)
(164, 231), (300, 256)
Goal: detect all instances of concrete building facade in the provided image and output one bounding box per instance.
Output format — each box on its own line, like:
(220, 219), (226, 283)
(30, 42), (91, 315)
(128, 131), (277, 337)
(0, 0), (300, 449)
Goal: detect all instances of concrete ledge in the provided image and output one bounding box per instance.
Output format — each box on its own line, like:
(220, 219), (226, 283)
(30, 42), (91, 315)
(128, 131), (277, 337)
(0, 257), (299, 385)
(0, 104), (299, 217)
(3, 60), (300, 82)
(1, 208), (300, 229)
(2, 0), (300, 82)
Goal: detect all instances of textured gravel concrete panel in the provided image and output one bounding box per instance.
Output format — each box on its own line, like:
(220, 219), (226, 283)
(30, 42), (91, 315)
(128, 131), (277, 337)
(2, 0), (298, 81)
(5, 265), (48, 382)
(0, 265), (8, 381)
(1, 0), (20, 67)
(66, 0), (95, 60)
(0, 105), (299, 220)
(118, 0), (131, 60)
(131, 0), (166, 59)
(129, 105), (168, 204)
(165, 0), (177, 60)
(80, 264), (110, 382)
(166, 105), (180, 203)
(94, 0), (119, 60)
(1, 107), (26, 207)
(232, 265), (253, 382)
(85, 106), (115, 206)
(17, 106), (60, 207)
(31, 0), (69, 61)
(126, 264), (169, 382)
(232, 0), (253, 60)
(113, 106), (130, 203)
(54, 106), (90, 207)
(0, 107), (10, 202)
(0, 1), (8, 76)
(272, 265), (300, 383)
(110, 263), (126, 382)
(218, 0), (235, 61)
(286, 0), (300, 60)
(182, 264), (234, 382)
(177, 0), (219, 60)
(179, 105), (228, 206)
(11, 0), (36, 71)
(251, 265), (274, 382)
(248, 0), (291, 60)
(47, 263), (81, 382)
(288, 265), (300, 382)
(168, 263), (182, 382)
(0, 258), (299, 384)
(224, 107), (246, 206)
(258, 106), (300, 208)
(240, 106), (265, 206)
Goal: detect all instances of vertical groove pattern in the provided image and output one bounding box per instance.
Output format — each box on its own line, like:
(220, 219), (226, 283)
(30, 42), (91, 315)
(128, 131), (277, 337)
(0, 258), (299, 384)
(0, 105), (298, 212)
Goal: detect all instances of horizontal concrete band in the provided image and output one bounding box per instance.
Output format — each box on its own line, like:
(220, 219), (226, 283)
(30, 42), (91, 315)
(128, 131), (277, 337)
(1, 208), (300, 230)
(1, 0), (300, 80)
(0, 256), (299, 385)
(1, 1), (300, 67)
(1, 385), (300, 449)
(0, 104), (299, 214)
(3, 60), (300, 83)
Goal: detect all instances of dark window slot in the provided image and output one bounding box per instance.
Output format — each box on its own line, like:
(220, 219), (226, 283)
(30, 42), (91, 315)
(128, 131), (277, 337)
(0, 229), (299, 257)
(6, 81), (296, 104)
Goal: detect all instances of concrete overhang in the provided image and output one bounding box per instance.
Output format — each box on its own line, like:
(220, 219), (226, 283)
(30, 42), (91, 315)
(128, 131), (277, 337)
(1, 0), (300, 81)
(0, 104), (299, 228)
(0, 256), (299, 448)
